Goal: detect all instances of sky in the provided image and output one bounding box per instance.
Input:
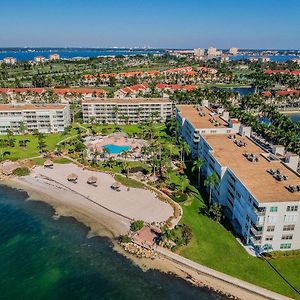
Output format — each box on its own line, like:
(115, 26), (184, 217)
(0, 0), (299, 49)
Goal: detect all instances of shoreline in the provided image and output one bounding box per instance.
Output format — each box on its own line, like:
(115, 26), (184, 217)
(280, 110), (300, 114)
(1, 174), (290, 300)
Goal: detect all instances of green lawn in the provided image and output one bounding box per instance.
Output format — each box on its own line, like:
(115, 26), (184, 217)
(201, 83), (252, 88)
(114, 174), (145, 189)
(0, 129), (76, 161)
(179, 195), (300, 299)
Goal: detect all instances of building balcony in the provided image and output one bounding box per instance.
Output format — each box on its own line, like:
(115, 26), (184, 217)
(250, 236), (262, 245)
(254, 207), (266, 216)
(250, 225), (263, 236)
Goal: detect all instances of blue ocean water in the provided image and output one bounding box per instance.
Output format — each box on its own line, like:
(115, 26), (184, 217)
(230, 54), (298, 62)
(289, 113), (300, 123)
(0, 48), (164, 61)
(0, 185), (226, 300)
(103, 144), (130, 154)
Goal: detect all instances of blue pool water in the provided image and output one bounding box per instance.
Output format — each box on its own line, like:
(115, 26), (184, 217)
(103, 144), (130, 154)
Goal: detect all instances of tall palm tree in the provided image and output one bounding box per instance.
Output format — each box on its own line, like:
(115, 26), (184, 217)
(192, 159), (204, 187)
(113, 106), (119, 124)
(204, 172), (220, 208)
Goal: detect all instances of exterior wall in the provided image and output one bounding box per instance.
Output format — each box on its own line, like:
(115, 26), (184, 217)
(82, 102), (172, 124)
(0, 105), (70, 134)
(176, 106), (300, 252)
(197, 133), (300, 251)
(175, 107), (238, 158)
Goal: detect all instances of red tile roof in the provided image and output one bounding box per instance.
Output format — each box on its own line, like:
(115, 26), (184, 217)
(119, 83), (149, 94)
(156, 83), (196, 91)
(53, 88), (106, 95)
(163, 66), (193, 74)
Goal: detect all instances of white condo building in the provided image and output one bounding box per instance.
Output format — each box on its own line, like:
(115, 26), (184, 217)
(229, 47), (238, 55)
(176, 103), (300, 252)
(0, 104), (71, 134)
(194, 48), (205, 57)
(82, 98), (172, 124)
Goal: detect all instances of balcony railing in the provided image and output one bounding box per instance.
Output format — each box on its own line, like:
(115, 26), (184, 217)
(250, 225), (263, 236)
(250, 236), (262, 245)
(254, 207), (266, 216)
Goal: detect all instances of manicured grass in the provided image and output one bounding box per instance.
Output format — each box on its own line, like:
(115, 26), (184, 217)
(114, 174), (145, 189)
(30, 157), (45, 166)
(201, 83), (252, 88)
(179, 195), (300, 299)
(0, 130), (76, 161)
(53, 157), (72, 164)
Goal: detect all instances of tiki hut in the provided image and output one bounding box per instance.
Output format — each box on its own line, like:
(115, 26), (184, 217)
(111, 181), (121, 191)
(87, 176), (97, 185)
(67, 173), (78, 182)
(44, 159), (54, 168)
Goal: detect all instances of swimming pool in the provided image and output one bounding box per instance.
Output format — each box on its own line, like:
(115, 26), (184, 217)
(103, 144), (130, 154)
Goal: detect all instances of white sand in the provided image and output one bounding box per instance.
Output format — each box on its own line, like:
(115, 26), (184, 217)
(29, 163), (173, 224)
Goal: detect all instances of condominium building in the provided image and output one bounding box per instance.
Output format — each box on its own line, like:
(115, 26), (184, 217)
(229, 47), (238, 55)
(34, 56), (46, 63)
(3, 57), (17, 64)
(207, 47), (218, 56)
(176, 103), (300, 252)
(82, 98), (172, 124)
(49, 53), (60, 60)
(0, 103), (71, 134)
(194, 48), (205, 57)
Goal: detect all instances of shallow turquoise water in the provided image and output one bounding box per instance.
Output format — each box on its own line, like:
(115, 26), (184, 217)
(103, 144), (130, 154)
(0, 185), (226, 300)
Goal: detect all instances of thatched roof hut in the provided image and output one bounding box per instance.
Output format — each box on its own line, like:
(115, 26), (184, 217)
(87, 176), (97, 184)
(44, 159), (54, 168)
(67, 173), (78, 182)
(111, 181), (121, 190)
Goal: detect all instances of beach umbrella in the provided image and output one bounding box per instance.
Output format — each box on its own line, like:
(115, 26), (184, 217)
(67, 173), (78, 181)
(111, 181), (121, 189)
(87, 176), (97, 184)
(44, 159), (54, 168)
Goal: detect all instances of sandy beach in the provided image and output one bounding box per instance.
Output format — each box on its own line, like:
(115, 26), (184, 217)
(1, 163), (290, 300)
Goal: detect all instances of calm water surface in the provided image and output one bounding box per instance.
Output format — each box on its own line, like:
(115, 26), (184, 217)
(0, 185), (226, 300)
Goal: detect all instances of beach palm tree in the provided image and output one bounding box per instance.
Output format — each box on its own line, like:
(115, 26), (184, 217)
(204, 172), (220, 208)
(192, 159), (204, 187)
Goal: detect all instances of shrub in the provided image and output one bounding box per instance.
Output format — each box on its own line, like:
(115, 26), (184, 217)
(119, 234), (131, 244)
(171, 191), (188, 202)
(130, 220), (144, 232)
(13, 167), (30, 176)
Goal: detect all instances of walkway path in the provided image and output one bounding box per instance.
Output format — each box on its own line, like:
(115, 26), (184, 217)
(156, 247), (292, 300)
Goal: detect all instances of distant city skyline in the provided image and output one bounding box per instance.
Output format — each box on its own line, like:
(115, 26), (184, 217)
(1, 0), (300, 49)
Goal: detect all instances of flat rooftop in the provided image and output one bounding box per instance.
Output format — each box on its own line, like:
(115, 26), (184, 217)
(204, 134), (300, 203)
(0, 104), (66, 111)
(177, 105), (228, 129)
(82, 98), (171, 104)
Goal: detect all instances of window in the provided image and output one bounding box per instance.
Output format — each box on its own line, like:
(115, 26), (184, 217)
(267, 216), (277, 223)
(287, 206), (298, 212)
(280, 243), (291, 249)
(282, 235), (293, 240)
(283, 225), (295, 231)
(267, 226), (275, 232)
(284, 215), (297, 223)
(270, 206), (278, 212)
(265, 236), (273, 241)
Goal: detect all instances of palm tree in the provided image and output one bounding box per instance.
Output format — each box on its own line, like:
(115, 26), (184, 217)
(113, 106), (119, 124)
(192, 159), (204, 187)
(179, 138), (190, 164)
(0, 150), (10, 160)
(204, 172), (220, 208)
